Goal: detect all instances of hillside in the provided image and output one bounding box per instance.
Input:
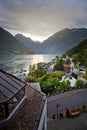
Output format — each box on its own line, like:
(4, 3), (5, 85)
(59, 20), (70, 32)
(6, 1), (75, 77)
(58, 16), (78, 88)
(0, 27), (33, 55)
(15, 34), (42, 53)
(42, 28), (87, 54)
(15, 28), (87, 55)
(65, 39), (87, 67)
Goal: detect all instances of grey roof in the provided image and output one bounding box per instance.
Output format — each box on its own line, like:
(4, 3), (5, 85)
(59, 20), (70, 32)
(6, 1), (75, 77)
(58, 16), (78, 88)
(0, 85), (46, 130)
(73, 71), (83, 76)
(71, 72), (78, 79)
(0, 69), (26, 103)
(64, 73), (71, 79)
(28, 83), (41, 91)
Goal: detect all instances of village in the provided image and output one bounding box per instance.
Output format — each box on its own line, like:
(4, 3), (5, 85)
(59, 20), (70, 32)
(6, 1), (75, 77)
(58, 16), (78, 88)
(0, 55), (87, 130)
(26, 55), (87, 95)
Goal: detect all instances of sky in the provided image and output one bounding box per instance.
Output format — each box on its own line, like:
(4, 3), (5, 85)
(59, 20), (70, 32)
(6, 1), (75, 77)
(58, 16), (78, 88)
(0, 0), (87, 41)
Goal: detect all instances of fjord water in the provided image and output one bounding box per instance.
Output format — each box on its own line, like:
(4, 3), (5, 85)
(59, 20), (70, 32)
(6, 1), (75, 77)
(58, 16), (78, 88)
(0, 54), (57, 73)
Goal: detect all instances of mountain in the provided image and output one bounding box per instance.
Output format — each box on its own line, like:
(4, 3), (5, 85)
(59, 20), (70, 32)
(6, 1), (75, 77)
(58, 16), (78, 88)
(15, 34), (42, 53)
(0, 27), (33, 55)
(65, 39), (87, 67)
(42, 28), (87, 55)
(15, 28), (87, 55)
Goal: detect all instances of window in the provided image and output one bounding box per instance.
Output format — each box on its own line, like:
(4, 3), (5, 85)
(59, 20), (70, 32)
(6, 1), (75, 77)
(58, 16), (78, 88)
(9, 88), (25, 114)
(70, 76), (72, 79)
(0, 88), (25, 120)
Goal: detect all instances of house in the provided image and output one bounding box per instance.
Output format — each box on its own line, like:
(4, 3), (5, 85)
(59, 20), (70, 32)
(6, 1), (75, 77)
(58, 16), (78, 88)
(0, 69), (47, 130)
(62, 73), (76, 87)
(64, 64), (71, 72)
(62, 71), (83, 87)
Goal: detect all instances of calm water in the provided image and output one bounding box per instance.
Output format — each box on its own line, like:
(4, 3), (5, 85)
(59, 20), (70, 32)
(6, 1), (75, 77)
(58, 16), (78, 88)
(0, 54), (57, 74)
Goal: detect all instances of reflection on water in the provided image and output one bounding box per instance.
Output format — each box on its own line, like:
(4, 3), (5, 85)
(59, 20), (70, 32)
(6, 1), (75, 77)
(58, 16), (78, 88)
(0, 54), (57, 74)
(30, 55), (47, 64)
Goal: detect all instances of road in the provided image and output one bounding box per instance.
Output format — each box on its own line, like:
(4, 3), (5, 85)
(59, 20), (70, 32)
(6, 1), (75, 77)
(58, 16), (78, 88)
(47, 88), (87, 118)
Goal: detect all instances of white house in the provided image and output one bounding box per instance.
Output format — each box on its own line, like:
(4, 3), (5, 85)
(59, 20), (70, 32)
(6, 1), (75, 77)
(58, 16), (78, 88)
(62, 73), (76, 87)
(62, 71), (83, 87)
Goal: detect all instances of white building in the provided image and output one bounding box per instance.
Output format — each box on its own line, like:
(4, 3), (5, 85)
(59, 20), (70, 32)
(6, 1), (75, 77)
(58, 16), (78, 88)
(62, 71), (83, 87)
(62, 74), (77, 87)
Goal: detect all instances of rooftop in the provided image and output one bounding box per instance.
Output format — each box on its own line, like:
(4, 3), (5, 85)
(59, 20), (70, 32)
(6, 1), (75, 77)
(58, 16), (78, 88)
(0, 70), (46, 130)
(28, 82), (41, 91)
(0, 69), (26, 103)
(73, 71), (83, 76)
(0, 85), (46, 130)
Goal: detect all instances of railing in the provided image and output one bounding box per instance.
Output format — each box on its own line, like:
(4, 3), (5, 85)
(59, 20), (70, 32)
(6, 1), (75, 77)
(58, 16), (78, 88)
(33, 96), (46, 130)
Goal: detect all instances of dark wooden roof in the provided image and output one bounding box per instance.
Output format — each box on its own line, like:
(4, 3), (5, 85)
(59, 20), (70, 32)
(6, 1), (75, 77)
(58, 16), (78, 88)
(71, 71), (83, 79)
(0, 69), (26, 103)
(71, 72), (78, 79)
(0, 85), (46, 130)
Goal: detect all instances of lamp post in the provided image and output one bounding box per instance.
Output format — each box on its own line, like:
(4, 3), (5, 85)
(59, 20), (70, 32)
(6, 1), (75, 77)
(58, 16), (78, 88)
(56, 104), (60, 118)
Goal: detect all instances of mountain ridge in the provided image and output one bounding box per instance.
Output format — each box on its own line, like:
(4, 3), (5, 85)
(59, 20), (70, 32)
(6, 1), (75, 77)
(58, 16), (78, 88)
(0, 27), (33, 55)
(15, 34), (41, 53)
(15, 28), (87, 55)
(1, 27), (87, 55)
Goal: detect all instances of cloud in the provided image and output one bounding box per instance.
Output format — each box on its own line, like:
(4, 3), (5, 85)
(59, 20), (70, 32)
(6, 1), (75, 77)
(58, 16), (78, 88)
(0, 0), (87, 41)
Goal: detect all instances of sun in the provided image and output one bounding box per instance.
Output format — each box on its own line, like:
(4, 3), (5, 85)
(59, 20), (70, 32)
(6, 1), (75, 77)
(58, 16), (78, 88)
(23, 33), (45, 42)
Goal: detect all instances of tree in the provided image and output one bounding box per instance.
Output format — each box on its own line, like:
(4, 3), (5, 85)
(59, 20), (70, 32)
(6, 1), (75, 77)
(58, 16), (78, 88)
(29, 64), (37, 75)
(56, 80), (71, 93)
(75, 64), (80, 70)
(66, 58), (71, 64)
(51, 71), (64, 80)
(84, 59), (87, 67)
(25, 75), (37, 83)
(35, 62), (47, 78)
(54, 59), (64, 71)
(75, 79), (85, 88)
(28, 62), (47, 79)
(38, 74), (59, 94)
(72, 54), (79, 64)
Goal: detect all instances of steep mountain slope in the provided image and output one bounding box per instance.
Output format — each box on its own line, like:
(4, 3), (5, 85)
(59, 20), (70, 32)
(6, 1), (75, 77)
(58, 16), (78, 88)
(42, 28), (87, 54)
(65, 39), (87, 66)
(0, 27), (33, 55)
(15, 34), (42, 53)
(15, 28), (87, 55)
